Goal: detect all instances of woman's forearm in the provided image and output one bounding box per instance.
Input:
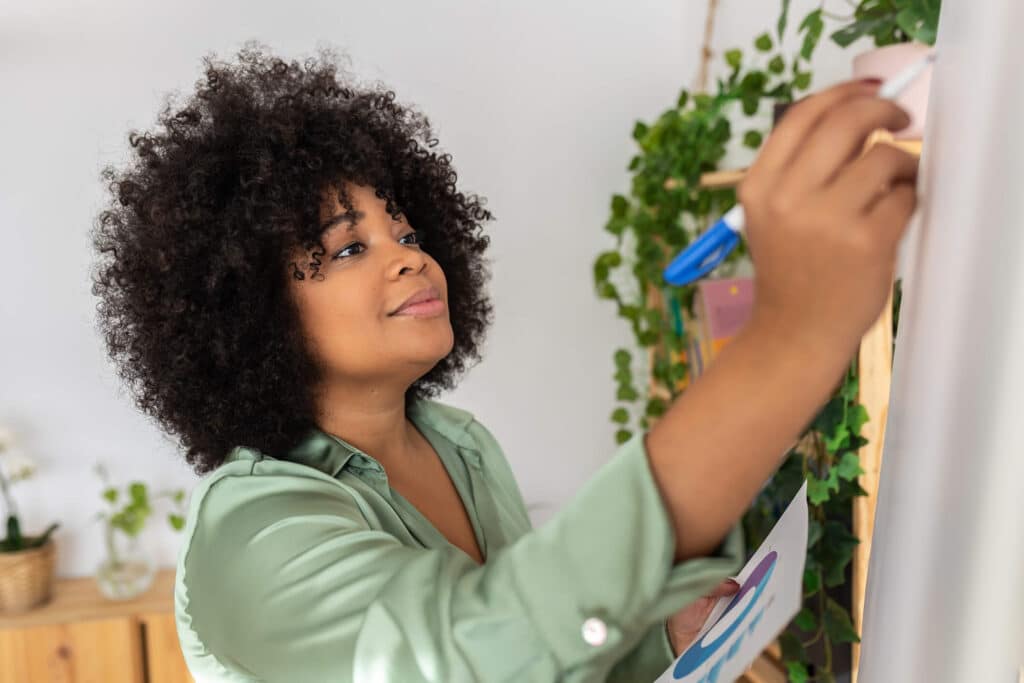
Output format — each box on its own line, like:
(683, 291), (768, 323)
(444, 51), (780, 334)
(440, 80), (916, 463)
(645, 317), (857, 563)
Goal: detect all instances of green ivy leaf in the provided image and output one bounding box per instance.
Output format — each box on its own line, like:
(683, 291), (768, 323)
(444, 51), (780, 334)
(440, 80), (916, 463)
(598, 282), (618, 300)
(824, 423), (850, 453)
(777, 0), (792, 40)
(604, 217), (627, 236)
(616, 386), (639, 401)
(168, 514), (185, 531)
(779, 631), (805, 663)
(786, 661), (810, 683)
(848, 404), (870, 434)
(669, 362), (687, 383)
(615, 429), (632, 445)
(768, 55), (785, 74)
(611, 408), (629, 424)
(614, 349), (631, 367)
(645, 398), (667, 418)
(836, 452), (865, 481)
(596, 251), (622, 269)
(798, 9), (824, 60)
(813, 397), (844, 436)
(741, 94), (760, 116)
(129, 482), (147, 503)
(103, 487), (118, 504)
(676, 90), (689, 109)
(803, 568), (822, 595)
(794, 71), (812, 90)
(831, 16), (895, 48)
(824, 597), (861, 643)
(755, 33), (773, 52)
(619, 306), (640, 324)
(639, 330), (659, 346)
(821, 521), (859, 587)
(794, 607), (817, 631)
(611, 194), (629, 218)
(724, 49), (742, 69)
(632, 121), (649, 143)
(826, 465), (840, 492)
(807, 474), (834, 505)
(742, 130), (763, 149)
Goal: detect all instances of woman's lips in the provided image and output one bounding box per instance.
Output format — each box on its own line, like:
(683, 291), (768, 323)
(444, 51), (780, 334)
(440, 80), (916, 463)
(392, 299), (445, 317)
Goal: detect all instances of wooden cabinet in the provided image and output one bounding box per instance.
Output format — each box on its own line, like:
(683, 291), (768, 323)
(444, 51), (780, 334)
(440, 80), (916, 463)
(0, 569), (192, 683)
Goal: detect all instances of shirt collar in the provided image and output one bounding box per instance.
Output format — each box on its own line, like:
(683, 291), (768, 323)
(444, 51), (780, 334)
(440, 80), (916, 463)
(281, 397), (483, 479)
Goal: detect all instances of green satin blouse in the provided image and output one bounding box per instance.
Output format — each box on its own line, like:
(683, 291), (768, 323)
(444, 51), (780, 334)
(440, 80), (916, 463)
(174, 397), (744, 682)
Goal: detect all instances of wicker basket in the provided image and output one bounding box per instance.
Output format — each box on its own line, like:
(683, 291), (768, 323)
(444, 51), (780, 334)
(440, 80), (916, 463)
(0, 539), (56, 613)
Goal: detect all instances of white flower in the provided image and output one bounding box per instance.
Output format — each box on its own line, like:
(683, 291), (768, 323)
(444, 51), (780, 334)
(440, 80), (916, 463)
(0, 426), (15, 454)
(0, 451), (37, 483)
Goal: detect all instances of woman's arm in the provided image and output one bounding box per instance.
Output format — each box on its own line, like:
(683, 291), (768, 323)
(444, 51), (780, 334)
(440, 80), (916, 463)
(645, 78), (918, 562)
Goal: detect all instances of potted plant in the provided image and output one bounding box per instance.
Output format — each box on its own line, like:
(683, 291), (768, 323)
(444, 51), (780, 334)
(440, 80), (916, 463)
(92, 462), (186, 601)
(0, 426), (60, 613)
(789, 0), (941, 138)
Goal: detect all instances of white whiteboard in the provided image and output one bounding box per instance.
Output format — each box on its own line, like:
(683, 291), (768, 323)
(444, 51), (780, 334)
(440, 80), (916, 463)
(859, 0), (1024, 680)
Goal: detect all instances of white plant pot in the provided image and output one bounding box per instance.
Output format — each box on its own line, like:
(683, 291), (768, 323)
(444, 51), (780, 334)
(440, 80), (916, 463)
(852, 42), (934, 139)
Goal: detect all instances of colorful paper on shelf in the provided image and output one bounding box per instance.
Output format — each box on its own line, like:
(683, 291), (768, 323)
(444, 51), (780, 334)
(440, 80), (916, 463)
(672, 277), (755, 386)
(696, 277), (754, 360)
(653, 481), (808, 683)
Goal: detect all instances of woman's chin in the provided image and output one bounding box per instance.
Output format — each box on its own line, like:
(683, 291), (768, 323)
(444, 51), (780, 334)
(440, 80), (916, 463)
(405, 326), (455, 363)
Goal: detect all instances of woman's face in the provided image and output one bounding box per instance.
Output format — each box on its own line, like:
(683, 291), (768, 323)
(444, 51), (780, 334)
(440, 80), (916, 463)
(287, 182), (454, 388)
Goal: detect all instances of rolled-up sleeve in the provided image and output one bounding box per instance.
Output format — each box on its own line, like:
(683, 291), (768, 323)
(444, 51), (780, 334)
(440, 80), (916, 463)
(178, 429), (744, 682)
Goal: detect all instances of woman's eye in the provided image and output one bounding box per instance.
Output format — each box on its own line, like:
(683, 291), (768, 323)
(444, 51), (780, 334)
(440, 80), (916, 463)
(332, 243), (364, 260)
(332, 233), (421, 260)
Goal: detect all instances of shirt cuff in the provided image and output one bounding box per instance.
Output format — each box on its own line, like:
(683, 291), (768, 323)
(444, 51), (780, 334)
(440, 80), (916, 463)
(531, 428), (745, 673)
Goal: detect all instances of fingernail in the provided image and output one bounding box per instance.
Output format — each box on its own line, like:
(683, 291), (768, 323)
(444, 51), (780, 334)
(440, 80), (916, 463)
(860, 77), (883, 85)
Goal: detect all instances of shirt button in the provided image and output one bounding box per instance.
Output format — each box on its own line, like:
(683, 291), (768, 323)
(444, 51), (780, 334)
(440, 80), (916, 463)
(581, 617), (608, 646)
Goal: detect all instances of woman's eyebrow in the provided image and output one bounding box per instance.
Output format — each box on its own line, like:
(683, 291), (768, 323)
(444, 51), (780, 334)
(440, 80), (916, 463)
(321, 211), (363, 233)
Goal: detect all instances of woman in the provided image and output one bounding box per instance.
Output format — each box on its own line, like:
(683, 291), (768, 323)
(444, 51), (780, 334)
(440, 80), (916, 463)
(91, 42), (915, 682)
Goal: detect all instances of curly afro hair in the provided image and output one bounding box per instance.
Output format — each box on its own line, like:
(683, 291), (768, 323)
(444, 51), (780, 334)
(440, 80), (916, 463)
(91, 42), (495, 476)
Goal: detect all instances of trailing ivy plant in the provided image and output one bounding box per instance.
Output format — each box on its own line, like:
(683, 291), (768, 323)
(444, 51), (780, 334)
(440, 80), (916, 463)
(782, 0), (941, 65)
(594, 26), (814, 442)
(593, 10), (905, 682)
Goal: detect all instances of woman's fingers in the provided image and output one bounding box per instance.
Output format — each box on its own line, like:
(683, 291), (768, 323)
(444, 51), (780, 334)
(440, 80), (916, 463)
(866, 182), (919, 250)
(829, 143), (920, 214)
(708, 578), (741, 599)
(781, 96), (913, 195)
(748, 80), (882, 184)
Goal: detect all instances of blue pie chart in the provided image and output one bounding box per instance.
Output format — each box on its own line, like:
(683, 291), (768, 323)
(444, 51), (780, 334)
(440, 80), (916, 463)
(672, 550), (778, 679)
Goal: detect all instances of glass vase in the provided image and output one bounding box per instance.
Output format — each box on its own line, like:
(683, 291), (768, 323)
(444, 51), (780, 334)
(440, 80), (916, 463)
(94, 525), (154, 601)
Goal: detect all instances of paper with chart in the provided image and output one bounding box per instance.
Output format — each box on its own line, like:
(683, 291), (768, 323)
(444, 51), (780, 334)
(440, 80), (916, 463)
(654, 481), (808, 683)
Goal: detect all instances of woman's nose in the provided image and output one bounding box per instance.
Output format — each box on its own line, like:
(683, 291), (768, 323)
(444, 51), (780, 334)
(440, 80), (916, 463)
(387, 241), (427, 278)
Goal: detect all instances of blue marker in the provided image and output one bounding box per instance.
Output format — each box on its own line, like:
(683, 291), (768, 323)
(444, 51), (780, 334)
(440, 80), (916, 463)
(663, 51), (937, 287)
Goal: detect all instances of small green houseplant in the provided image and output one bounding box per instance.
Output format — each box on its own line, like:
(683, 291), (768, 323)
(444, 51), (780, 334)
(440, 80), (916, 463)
(788, 0), (941, 139)
(93, 461), (186, 600)
(0, 426), (60, 612)
(783, 0), (941, 52)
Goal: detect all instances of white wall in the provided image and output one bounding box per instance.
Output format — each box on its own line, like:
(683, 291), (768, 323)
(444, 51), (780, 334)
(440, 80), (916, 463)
(0, 0), (851, 577)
